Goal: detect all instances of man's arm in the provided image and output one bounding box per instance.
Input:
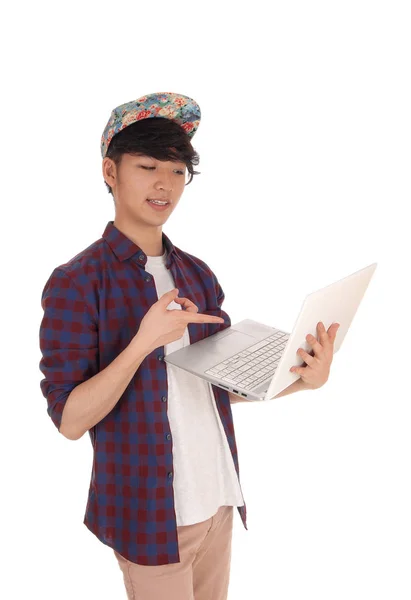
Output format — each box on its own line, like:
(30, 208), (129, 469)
(229, 378), (309, 403)
(40, 268), (154, 440)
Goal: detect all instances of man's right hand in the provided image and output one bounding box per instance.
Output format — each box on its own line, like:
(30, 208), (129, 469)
(135, 288), (225, 354)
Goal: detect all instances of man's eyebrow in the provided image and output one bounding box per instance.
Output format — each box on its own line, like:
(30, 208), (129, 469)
(132, 156), (185, 167)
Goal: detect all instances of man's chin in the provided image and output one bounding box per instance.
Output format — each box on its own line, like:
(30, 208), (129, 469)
(132, 209), (172, 225)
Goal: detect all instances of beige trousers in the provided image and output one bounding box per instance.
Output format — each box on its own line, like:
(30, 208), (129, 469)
(113, 505), (234, 600)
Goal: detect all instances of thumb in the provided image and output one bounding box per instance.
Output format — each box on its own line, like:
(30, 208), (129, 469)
(332, 323), (340, 340)
(158, 288), (179, 307)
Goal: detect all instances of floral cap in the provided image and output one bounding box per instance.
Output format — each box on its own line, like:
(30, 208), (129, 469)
(100, 91), (201, 158)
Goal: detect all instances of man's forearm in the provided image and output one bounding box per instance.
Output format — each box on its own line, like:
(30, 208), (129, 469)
(229, 378), (308, 403)
(60, 334), (151, 440)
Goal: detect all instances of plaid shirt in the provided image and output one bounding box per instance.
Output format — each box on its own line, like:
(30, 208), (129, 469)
(39, 220), (248, 565)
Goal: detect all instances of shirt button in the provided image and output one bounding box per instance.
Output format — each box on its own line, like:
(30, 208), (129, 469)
(168, 472), (173, 478)
(157, 354), (164, 361)
(166, 433), (171, 440)
(138, 254), (145, 261)
(161, 396), (167, 402)
(144, 275), (151, 282)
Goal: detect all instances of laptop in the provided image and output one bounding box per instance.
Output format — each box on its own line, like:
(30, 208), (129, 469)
(164, 262), (377, 401)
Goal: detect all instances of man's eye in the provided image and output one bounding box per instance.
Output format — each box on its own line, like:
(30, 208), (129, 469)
(141, 166), (185, 175)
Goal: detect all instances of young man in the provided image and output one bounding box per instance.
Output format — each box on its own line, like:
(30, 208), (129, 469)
(39, 92), (339, 600)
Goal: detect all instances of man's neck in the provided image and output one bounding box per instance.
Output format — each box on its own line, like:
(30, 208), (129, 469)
(113, 217), (164, 257)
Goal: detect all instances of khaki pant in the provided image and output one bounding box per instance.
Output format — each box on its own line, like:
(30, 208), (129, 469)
(113, 505), (234, 600)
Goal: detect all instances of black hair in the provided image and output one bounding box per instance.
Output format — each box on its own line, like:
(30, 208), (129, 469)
(103, 116), (201, 196)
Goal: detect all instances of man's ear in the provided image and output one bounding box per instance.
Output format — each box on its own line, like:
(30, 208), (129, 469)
(103, 156), (120, 189)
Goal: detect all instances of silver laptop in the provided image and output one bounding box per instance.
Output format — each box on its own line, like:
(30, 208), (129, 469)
(164, 262), (377, 401)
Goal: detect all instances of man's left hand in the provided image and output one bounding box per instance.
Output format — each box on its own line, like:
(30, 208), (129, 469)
(290, 321), (340, 390)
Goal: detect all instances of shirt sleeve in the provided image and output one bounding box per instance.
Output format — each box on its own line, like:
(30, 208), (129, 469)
(39, 268), (99, 432)
(206, 269), (232, 337)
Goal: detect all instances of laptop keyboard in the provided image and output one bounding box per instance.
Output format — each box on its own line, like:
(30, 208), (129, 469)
(205, 331), (290, 390)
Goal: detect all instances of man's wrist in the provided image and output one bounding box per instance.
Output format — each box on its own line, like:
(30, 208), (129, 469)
(130, 333), (153, 361)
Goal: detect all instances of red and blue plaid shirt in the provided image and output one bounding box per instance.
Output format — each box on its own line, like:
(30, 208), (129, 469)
(39, 220), (248, 565)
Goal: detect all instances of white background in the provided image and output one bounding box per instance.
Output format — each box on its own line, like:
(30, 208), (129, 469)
(2, 1), (410, 598)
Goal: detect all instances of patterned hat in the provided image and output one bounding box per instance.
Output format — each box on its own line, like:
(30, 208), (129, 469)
(100, 91), (201, 159)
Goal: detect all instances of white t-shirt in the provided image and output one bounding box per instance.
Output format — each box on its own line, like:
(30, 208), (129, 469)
(144, 248), (245, 526)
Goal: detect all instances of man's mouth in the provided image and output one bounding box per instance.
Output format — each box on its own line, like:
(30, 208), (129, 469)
(146, 198), (171, 211)
(147, 199), (170, 206)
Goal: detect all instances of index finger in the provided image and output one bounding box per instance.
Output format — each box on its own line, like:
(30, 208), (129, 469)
(183, 311), (225, 324)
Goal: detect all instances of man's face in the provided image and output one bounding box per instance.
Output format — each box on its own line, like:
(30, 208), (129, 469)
(103, 153), (187, 227)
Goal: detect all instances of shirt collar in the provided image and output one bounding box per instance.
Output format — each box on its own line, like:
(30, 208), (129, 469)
(102, 220), (182, 267)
